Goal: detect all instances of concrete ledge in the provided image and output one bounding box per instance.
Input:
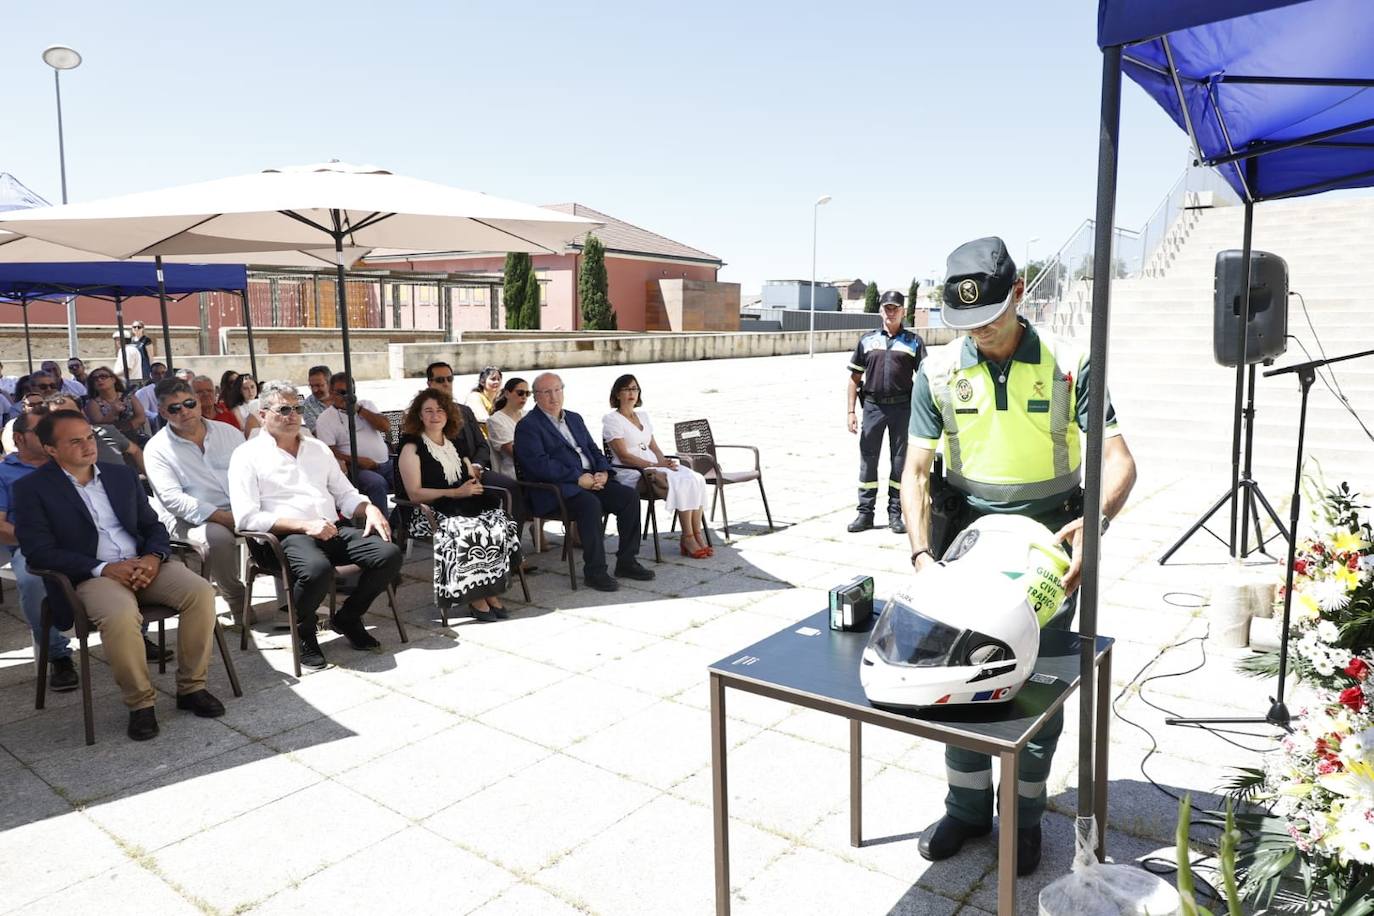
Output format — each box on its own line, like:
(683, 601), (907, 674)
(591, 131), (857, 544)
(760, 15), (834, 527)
(176, 350), (389, 384)
(389, 327), (962, 378)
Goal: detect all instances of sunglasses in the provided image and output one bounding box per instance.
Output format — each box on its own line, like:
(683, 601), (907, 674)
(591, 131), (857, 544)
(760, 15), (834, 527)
(512, 389), (530, 397)
(271, 404), (306, 416)
(332, 389), (351, 397)
(431, 375), (453, 383)
(163, 398), (198, 415)
(32, 383), (59, 390)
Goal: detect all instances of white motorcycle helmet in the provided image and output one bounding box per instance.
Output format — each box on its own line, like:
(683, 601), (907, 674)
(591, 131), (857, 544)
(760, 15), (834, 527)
(860, 514), (1070, 711)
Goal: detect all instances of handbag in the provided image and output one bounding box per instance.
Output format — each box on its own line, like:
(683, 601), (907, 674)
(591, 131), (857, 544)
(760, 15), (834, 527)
(638, 470), (670, 500)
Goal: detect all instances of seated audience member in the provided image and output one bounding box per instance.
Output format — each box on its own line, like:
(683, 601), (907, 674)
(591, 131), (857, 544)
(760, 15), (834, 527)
(144, 378), (248, 613)
(0, 412), (77, 692)
(84, 367), (149, 446)
(425, 361), (457, 397)
(134, 362), (168, 434)
(213, 371), (241, 428)
(514, 372), (654, 592)
(465, 366), (502, 437)
(44, 395), (145, 473)
(41, 359), (87, 398)
(602, 373), (712, 559)
(0, 361), (17, 397)
(485, 376), (529, 480)
(398, 388), (519, 622)
(225, 375), (259, 430)
(228, 380), (402, 669)
(191, 375), (219, 419)
(13, 411), (223, 741)
(313, 372), (394, 513)
(301, 365), (332, 434)
(66, 358), (90, 389)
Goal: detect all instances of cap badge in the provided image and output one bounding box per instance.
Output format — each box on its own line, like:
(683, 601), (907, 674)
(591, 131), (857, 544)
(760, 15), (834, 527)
(957, 279), (979, 304)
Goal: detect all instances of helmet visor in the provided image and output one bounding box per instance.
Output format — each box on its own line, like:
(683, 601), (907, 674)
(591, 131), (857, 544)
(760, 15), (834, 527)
(870, 603), (966, 667)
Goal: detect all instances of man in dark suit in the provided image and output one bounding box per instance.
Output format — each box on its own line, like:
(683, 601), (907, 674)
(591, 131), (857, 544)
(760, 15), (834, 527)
(13, 411), (223, 741)
(514, 373), (654, 592)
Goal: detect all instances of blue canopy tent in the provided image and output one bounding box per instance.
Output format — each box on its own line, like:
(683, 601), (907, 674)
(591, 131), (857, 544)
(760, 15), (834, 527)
(1072, 0), (1374, 871)
(0, 261), (256, 379)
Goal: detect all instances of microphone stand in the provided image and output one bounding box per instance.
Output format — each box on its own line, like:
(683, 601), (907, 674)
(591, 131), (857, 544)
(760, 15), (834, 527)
(1167, 346), (1374, 729)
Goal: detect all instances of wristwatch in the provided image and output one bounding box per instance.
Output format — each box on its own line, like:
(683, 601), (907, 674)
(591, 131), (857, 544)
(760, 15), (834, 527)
(910, 548), (935, 566)
(1101, 515), (1111, 535)
(145, 550), (170, 563)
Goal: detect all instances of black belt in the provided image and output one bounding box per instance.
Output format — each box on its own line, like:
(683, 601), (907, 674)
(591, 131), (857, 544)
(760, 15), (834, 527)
(866, 394), (912, 405)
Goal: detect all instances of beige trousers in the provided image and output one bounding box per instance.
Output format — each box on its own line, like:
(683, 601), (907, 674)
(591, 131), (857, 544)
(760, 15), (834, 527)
(74, 560), (216, 710)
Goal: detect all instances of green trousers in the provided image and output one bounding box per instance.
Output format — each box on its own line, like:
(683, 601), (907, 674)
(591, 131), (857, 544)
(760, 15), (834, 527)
(940, 496), (1078, 829)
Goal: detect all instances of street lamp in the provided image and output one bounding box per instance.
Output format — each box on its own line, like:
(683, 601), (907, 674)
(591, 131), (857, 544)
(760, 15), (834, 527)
(808, 194), (832, 358)
(43, 44), (82, 358)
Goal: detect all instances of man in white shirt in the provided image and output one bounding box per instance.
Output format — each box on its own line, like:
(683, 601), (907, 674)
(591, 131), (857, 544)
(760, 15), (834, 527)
(228, 380), (402, 669)
(134, 362), (167, 432)
(40, 360), (87, 399)
(313, 372), (394, 513)
(144, 378), (248, 615)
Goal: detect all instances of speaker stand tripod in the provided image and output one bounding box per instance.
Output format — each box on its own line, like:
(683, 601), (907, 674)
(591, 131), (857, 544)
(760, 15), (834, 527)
(1158, 361), (1288, 564)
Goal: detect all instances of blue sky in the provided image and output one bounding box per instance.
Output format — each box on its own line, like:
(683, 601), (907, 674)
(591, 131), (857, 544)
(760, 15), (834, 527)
(2, 0), (1189, 294)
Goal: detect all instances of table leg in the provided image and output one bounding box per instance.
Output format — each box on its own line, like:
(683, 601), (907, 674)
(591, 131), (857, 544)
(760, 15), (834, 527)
(997, 750), (1018, 916)
(711, 674), (731, 915)
(849, 719), (862, 847)
(1094, 646), (1112, 861)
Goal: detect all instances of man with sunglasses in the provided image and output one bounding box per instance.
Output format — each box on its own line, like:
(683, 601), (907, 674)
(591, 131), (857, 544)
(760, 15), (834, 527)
(144, 379), (248, 614)
(229, 380), (402, 669)
(425, 361), (455, 395)
(301, 365), (332, 434)
(40, 360), (87, 399)
(66, 358), (90, 390)
(314, 372), (393, 513)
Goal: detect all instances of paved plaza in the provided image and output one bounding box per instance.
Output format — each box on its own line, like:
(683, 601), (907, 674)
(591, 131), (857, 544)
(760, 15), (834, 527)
(0, 351), (1280, 915)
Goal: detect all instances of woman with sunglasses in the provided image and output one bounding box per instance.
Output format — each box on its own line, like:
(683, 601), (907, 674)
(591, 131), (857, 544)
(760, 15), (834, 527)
(397, 388), (519, 623)
(83, 368), (150, 446)
(603, 373), (712, 559)
(465, 366), (502, 437)
(484, 377), (530, 480)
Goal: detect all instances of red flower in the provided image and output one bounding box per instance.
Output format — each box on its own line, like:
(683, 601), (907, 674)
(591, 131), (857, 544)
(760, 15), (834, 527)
(1346, 657), (1370, 681)
(1318, 758), (1343, 775)
(1295, 560), (1308, 576)
(1350, 555), (1361, 571)
(1314, 543), (1326, 555)
(1339, 687), (1366, 713)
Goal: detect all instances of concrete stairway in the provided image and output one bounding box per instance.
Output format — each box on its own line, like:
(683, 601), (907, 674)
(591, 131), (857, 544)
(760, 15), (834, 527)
(1068, 195), (1374, 497)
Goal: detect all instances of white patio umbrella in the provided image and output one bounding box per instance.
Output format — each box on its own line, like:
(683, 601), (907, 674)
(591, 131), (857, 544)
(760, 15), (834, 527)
(0, 161), (599, 475)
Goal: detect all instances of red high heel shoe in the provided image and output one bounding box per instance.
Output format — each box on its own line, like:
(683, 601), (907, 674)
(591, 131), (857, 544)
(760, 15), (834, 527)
(680, 537), (711, 559)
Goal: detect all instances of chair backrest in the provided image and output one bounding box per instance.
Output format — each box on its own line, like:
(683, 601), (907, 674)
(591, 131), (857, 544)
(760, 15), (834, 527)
(674, 418), (716, 460)
(383, 410), (405, 450)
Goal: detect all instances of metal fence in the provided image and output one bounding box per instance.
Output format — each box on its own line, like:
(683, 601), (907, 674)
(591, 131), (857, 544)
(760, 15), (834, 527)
(742, 308), (883, 332)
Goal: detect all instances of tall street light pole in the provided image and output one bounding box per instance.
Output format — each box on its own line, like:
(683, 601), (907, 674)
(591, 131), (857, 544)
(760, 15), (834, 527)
(808, 194), (832, 358)
(43, 44), (82, 358)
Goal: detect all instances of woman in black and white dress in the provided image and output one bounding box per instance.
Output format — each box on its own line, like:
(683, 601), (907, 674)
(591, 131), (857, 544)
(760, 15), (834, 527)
(397, 388), (519, 622)
(602, 373), (711, 559)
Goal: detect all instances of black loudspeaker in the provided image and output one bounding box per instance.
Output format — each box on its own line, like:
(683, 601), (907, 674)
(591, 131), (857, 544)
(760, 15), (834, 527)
(1213, 249), (1288, 367)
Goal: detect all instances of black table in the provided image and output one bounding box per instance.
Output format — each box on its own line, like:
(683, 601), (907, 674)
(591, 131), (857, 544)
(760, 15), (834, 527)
(708, 608), (1113, 915)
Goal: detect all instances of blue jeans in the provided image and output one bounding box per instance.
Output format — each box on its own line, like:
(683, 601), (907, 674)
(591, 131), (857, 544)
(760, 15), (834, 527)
(10, 548), (72, 661)
(356, 459), (394, 514)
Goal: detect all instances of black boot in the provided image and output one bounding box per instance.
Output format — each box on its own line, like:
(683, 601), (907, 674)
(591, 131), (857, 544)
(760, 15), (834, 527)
(847, 512), (874, 533)
(1017, 824), (1042, 876)
(917, 815), (991, 861)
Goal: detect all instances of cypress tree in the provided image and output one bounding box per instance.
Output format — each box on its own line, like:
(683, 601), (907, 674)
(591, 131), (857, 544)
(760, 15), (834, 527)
(578, 234), (617, 330)
(906, 278), (919, 325)
(521, 269), (542, 330)
(863, 281), (879, 314)
(502, 252), (531, 329)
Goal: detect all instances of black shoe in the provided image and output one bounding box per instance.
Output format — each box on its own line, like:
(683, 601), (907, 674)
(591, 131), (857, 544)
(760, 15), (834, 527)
(48, 656), (79, 693)
(489, 605), (511, 620)
(1017, 824), (1042, 876)
(470, 609), (499, 623)
(127, 707), (159, 741)
(614, 560), (655, 581)
(297, 630), (328, 669)
(330, 617), (381, 651)
(586, 572), (620, 592)
(144, 637), (174, 663)
(917, 816), (992, 861)
(175, 689), (226, 718)
(888, 514), (907, 535)
(847, 513), (874, 533)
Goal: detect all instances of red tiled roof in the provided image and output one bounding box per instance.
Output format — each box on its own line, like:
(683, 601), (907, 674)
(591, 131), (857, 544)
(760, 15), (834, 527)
(543, 203), (721, 265)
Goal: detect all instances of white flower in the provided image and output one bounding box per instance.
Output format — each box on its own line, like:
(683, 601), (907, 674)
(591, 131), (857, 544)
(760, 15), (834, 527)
(1317, 619), (1344, 644)
(1327, 808), (1374, 865)
(1312, 580), (1353, 613)
(1341, 729), (1373, 764)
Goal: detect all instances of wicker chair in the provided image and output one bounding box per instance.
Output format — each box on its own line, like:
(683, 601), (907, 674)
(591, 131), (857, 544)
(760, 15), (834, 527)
(672, 419), (773, 540)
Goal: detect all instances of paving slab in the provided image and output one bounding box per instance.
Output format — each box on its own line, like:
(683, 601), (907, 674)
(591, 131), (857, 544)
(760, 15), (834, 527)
(564, 698), (720, 791)
(0, 811), (130, 912)
(0, 758), (72, 833)
(477, 672), (661, 749)
(466, 881), (590, 915)
(263, 691), (460, 777)
(733, 844), (944, 916)
(413, 650), (576, 717)
(9, 862), (202, 916)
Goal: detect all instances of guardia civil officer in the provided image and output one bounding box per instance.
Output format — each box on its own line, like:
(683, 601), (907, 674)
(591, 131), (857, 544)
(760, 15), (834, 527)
(846, 290), (924, 533)
(898, 237), (1137, 875)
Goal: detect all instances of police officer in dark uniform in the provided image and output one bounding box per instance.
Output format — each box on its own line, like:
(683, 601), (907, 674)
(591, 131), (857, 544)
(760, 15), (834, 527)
(846, 290), (924, 533)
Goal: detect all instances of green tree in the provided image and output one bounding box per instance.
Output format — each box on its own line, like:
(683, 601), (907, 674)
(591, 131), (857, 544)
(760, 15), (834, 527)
(578, 234), (617, 330)
(502, 252), (532, 329)
(521, 269), (542, 330)
(863, 281), (879, 313)
(906, 278), (918, 325)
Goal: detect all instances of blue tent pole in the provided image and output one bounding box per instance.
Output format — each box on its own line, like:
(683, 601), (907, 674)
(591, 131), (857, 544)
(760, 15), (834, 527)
(1080, 42), (1123, 856)
(240, 288), (259, 381)
(114, 295), (131, 387)
(155, 255), (174, 374)
(21, 296), (34, 373)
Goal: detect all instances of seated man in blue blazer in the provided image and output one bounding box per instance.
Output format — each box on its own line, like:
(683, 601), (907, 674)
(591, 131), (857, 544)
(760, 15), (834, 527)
(13, 411), (223, 742)
(514, 373), (655, 592)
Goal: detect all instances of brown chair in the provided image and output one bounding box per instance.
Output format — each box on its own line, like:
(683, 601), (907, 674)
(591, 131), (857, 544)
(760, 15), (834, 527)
(238, 530), (408, 677)
(31, 561), (243, 746)
(394, 485), (531, 627)
(672, 418), (774, 540)
(511, 473), (580, 590)
(601, 444), (712, 562)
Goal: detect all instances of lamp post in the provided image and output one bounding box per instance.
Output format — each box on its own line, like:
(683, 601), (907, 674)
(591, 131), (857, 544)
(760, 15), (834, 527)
(808, 194), (832, 358)
(43, 44), (82, 358)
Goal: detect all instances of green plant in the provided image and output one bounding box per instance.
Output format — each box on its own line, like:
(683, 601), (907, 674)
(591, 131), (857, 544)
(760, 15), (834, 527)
(520, 269), (542, 330)
(578, 234), (617, 330)
(863, 281), (879, 314)
(906, 278), (918, 324)
(502, 252), (532, 329)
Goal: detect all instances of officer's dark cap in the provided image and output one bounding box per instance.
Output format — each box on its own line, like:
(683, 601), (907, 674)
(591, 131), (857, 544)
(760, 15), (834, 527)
(942, 236), (1017, 330)
(878, 290), (905, 309)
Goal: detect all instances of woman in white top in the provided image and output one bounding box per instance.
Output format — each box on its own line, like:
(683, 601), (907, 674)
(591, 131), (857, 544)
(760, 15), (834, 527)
(602, 373), (711, 559)
(464, 366), (502, 437)
(485, 376), (529, 480)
